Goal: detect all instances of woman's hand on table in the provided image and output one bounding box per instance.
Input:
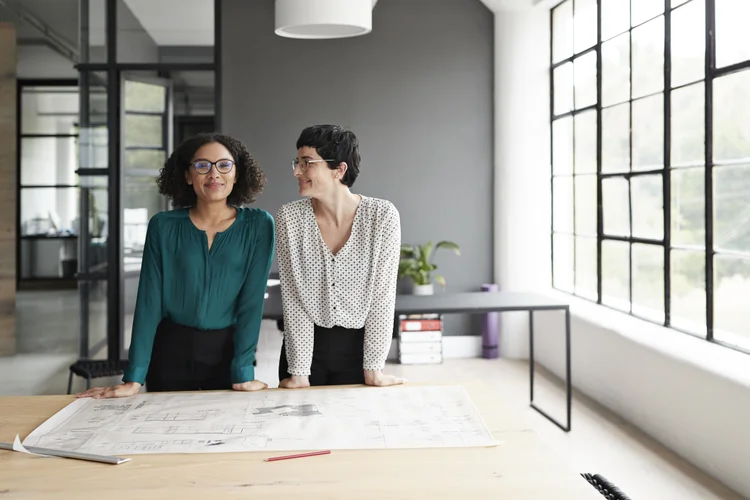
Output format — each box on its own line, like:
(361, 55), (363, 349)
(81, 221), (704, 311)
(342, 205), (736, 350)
(279, 375), (311, 389)
(364, 370), (407, 387)
(76, 382), (141, 399)
(232, 380), (268, 391)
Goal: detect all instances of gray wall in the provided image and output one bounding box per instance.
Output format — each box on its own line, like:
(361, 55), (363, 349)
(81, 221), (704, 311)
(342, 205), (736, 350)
(222, 0), (494, 337)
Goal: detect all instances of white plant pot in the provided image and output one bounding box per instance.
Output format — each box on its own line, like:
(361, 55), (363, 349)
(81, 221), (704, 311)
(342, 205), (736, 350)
(413, 283), (434, 296)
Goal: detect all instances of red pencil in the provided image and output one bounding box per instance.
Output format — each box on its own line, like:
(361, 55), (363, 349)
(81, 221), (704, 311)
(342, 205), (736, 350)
(264, 450), (331, 462)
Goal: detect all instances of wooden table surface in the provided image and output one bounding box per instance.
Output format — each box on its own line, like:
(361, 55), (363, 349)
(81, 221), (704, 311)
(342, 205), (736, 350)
(0, 383), (600, 499)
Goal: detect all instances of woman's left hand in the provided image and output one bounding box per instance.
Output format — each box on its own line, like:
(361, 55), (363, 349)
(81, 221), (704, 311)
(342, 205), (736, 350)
(364, 370), (407, 387)
(232, 380), (268, 391)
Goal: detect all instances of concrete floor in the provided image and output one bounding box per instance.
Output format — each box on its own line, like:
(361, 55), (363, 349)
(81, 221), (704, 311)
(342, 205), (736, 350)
(0, 289), (745, 499)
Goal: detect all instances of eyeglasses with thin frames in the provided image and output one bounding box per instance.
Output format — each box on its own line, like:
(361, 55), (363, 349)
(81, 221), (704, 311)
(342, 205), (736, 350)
(192, 159), (235, 174)
(291, 158), (335, 172)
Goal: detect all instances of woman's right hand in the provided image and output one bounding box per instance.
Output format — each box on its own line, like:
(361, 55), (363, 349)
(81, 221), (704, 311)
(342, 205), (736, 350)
(76, 382), (142, 399)
(279, 375), (311, 389)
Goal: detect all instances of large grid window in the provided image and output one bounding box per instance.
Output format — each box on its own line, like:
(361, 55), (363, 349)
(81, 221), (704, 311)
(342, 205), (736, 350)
(550, 0), (750, 352)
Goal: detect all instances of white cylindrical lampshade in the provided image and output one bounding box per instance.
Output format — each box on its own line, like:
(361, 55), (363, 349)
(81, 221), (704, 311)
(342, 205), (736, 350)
(275, 0), (373, 39)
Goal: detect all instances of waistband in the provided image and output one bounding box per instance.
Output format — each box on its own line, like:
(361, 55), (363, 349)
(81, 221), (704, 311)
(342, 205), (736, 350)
(158, 317), (235, 336)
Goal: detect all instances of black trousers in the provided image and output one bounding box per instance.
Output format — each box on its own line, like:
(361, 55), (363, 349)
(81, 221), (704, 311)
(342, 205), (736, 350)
(278, 324), (365, 386)
(145, 318), (235, 392)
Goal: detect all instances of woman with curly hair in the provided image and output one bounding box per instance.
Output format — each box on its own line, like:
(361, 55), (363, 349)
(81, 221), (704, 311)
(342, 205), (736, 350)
(77, 133), (274, 398)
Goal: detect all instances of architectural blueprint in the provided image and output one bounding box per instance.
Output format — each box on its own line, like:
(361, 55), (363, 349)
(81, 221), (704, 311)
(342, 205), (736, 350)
(21, 385), (495, 455)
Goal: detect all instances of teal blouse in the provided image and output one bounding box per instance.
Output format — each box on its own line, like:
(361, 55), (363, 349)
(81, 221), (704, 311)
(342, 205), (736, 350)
(122, 207), (275, 386)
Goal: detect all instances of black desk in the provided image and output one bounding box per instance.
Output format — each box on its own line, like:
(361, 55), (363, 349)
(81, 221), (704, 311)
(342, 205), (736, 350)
(263, 288), (572, 432)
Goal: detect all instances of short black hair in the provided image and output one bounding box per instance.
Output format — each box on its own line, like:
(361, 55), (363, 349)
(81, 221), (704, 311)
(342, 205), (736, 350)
(156, 132), (265, 208)
(296, 124), (361, 187)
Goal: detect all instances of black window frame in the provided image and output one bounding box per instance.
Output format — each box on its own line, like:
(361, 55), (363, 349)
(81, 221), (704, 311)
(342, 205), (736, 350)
(550, 0), (750, 355)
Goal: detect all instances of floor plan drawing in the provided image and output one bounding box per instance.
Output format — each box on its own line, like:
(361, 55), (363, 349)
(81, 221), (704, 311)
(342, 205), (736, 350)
(21, 385), (495, 455)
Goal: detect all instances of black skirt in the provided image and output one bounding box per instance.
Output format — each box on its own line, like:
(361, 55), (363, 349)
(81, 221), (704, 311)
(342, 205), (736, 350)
(278, 324), (365, 386)
(145, 318), (235, 392)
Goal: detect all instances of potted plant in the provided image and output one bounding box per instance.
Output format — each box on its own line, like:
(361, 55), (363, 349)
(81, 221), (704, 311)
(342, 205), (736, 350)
(398, 241), (460, 295)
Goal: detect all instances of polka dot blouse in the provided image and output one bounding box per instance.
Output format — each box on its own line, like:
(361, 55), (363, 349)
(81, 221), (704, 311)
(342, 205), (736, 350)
(275, 195), (401, 376)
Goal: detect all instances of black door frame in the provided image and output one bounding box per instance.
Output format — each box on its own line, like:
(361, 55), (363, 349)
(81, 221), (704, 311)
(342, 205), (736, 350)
(74, 0), (222, 361)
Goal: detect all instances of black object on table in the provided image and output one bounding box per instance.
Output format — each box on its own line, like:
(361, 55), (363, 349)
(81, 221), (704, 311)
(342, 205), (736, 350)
(67, 359), (130, 394)
(264, 289), (572, 432)
(581, 473), (632, 499)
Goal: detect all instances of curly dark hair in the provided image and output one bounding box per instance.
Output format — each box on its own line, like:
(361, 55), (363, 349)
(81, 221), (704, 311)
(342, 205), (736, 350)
(156, 132), (266, 208)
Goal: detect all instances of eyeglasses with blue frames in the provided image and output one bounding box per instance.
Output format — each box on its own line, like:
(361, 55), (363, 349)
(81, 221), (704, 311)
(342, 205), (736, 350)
(291, 158), (335, 172)
(192, 159), (235, 174)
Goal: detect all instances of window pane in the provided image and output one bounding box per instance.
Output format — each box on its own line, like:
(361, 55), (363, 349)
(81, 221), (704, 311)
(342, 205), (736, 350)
(602, 103), (630, 173)
(671, 82), (704, 166)
(632, 94), (664, 170)
(601, 0), (630, 41)
(671, 167), (705, 247)
(124, 80), (166, 113)
(117, 0), (214, 63)
(21, 87), (79, 134)
(631, 16), (664, 98)
(602, 240), (630, 311)
(575, 174), (597, 236)
(553, 233), (574, 292)
(715, 0), (750, 69)
(671, 0), (705, 88)
(20, 137), (78, 186)
(714, 164), (750, 253)
(632, 243), (665, 322)
(574, 0), (597, 53)
(574, 52), (597, 109)
(553, 177), (574, 233)
(574, 110), (597, 174)
(603, 177), (630, 236)
(602, 33), (630, 106)
(713, 70), (750, 163)
(671, 0), (690, 7)
(670, 249), (706, 334)
(124, 115), (163, 148)
(631, 174), (664, 240)
(125, 149), (166, 174)
(554, 63), (574, 115)
(20, 187), (79, 236)
(575, 236), (597, 300)
(714, 255), (750, 349)
(553, 0), (574, 63)
(553, 117), (574, 175)
(631, 0), (664, 26)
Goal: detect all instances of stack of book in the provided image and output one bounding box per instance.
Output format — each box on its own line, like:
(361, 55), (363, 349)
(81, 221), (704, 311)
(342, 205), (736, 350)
(397, 313), (443, 364)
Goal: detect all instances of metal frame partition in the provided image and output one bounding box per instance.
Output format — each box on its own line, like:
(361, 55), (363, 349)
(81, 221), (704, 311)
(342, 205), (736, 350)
(73, 0), (222, 364)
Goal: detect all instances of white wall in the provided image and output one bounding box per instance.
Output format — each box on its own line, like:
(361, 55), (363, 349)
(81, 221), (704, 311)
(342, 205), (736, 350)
(16, 45), (76, 79)
(492, 5), (750, 499)
(493, 8), (552, 358)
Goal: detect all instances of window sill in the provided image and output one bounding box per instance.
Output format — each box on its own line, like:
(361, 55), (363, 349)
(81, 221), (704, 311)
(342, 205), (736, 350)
(542, 288), (750, 388)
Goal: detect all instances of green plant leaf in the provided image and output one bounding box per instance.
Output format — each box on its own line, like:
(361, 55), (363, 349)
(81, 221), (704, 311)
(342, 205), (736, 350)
(400, 244), (415, 258)
(435, 240), (461, 256)
(434, 274), (446, 287)
(421, 242), (433, 264)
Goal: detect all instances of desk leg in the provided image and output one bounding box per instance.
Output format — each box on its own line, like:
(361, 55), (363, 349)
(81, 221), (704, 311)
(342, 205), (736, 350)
(529, 310), (534, 403)
(529, 307), (572, 432)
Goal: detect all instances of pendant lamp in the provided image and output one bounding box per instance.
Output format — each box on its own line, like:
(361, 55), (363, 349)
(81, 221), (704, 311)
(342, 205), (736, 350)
(275, 0), (376, 39)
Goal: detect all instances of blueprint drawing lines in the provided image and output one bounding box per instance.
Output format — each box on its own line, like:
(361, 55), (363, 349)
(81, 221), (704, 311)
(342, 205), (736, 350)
(21, 385), (495, 455)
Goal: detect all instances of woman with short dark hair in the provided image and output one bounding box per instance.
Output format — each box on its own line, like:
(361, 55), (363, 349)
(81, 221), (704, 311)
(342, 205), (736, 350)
(78, 133), (274, 398)
(276, 124), (406, 388)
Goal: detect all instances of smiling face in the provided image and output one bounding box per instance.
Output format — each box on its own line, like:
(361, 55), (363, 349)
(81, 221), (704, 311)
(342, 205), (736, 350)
(294, 146), (344, 198)
(186, 142), (237, 205)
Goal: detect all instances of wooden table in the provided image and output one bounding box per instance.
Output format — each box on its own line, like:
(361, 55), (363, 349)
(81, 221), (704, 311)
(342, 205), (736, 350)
(0, 383), (600, 499)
